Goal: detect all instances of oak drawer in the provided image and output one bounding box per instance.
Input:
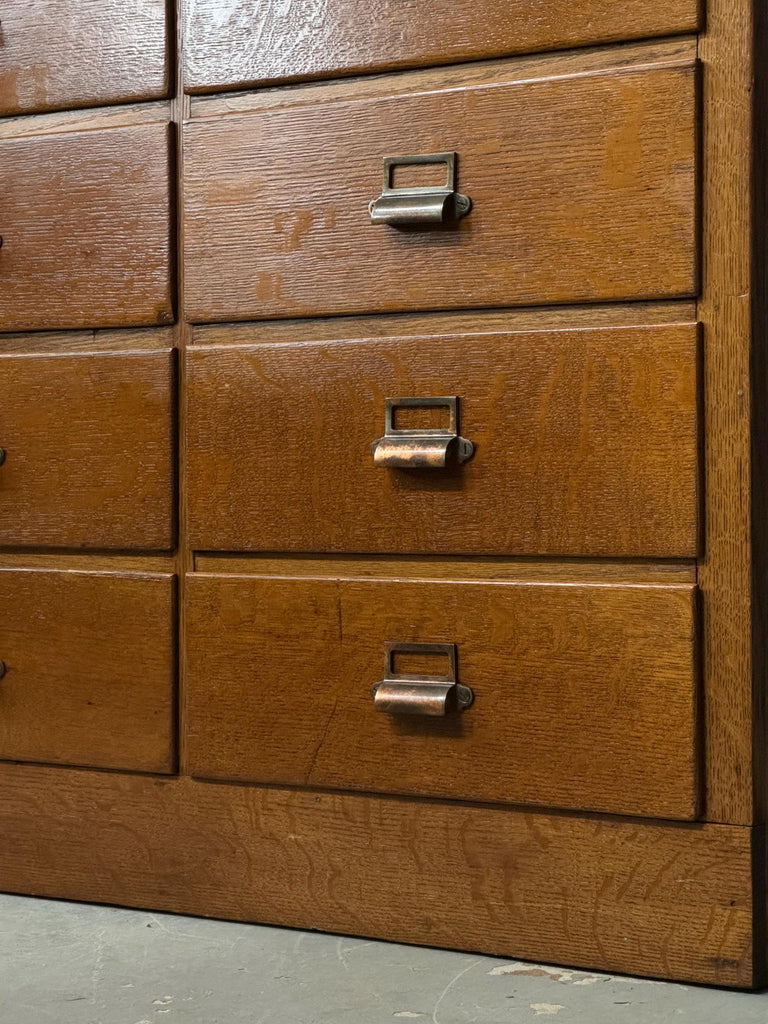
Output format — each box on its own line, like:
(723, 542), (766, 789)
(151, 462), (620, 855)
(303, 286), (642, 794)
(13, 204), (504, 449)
(184, 60), (699, 322)
(0, 570), (176, 773)
(0, 123), (174, 331)
(187, 323), (699, 558)
(185, 574), (700, 820)
(0, 0), (168, 117)
(0, 350), (175, 550)
(183, 0), (700, 93)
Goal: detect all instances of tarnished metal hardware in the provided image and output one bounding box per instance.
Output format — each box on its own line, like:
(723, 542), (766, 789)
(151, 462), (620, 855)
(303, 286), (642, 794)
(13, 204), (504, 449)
(0, 661), (6, 680)
(371, 396), (474, 469)
(0, 449), (5, 466)
(368, 152), (472, 227)
(371, 642), (473, 717)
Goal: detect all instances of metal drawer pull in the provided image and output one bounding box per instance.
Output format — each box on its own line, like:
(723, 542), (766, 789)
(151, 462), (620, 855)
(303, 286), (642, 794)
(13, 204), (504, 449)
(371, 642), (473, 717)
(368, 152), (472, 227)
(0, 449), (5, 466)
(371, 396), (474, 469)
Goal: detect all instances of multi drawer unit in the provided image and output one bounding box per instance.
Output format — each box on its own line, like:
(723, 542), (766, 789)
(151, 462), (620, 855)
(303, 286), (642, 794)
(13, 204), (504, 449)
(0, 0), (766, 990)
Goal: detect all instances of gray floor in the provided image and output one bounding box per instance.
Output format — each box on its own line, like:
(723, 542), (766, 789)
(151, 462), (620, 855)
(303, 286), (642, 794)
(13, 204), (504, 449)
(1, 895), (766, 1023)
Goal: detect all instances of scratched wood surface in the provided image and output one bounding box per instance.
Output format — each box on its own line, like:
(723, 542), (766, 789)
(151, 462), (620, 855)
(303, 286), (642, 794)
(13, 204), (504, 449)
(183, 0), (700, 92)
(0, 350), (175, 550)
(0, 571), (176, 773)
(0, 123), (174, 332)
(186, 324), (700, 557)
(0, 0), (169, 116)
(185, 574), (700, 820)
(183, 60), (699, 322)
(0, 763), (755, 987)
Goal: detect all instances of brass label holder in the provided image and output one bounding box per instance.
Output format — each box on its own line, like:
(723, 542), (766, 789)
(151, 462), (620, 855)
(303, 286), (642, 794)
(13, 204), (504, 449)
(368, 152), (472, 227)
(371, 396), (475, 469)
(371, 642), (474, 717)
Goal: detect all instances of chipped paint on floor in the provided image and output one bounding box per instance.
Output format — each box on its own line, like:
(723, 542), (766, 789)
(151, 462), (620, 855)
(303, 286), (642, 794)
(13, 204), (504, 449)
(486, 960), (656, 987)
(488, 962), (604, 984)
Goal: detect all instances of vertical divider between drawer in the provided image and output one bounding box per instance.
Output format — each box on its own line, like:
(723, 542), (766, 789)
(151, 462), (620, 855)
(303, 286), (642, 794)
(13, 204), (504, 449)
(171, 0), (191, 777)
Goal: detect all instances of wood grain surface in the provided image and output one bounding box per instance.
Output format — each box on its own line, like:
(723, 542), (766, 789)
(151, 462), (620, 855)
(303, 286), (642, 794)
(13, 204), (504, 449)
(0, 0), (169, 116)
(190, 300), (699, 346)
(0, 101), (174, 141)
(186, 325), (699, 557)
(697, 0), (758, 823)
(183, 0), (700, 92)
(188, 36), (698, 119)
(0, 326), (175, 355)
(0, 351), (175, 550)
(0, 552), (176, 573)
(0, 763), (755, 987)
(194, 552), (698, 584)
(0, 0), (758, 990)
(185, 574), (700, 819)
(754, 0), (768, 875)
(183, 61), (699, 322)
(0, 123), (174, 332)
(0, 571), (176, 773)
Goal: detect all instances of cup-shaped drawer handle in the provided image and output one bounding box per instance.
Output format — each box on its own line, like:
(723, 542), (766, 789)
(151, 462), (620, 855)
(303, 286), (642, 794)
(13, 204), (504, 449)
(371, 642), (474, 717)
(0, 449), (5, 466)
(371, 396), (475, 469)
(368, 152), (472, 227)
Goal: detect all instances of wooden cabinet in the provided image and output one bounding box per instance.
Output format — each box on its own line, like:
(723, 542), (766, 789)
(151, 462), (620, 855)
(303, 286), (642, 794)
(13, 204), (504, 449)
(0, 0), (169, 116)
(186, 322), (700, 557)
(0, 570), (176, 773)
(2, 0), (768, 992)
(184, 59), (699, 321)
(183, 0), (700, 91)
(0, 350), (175, 549)
(0, 123), (174, 331)
(185, 573), (700, 819)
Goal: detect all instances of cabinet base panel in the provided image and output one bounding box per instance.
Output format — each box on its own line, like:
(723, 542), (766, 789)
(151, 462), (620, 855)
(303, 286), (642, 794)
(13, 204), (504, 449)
(0, 763), (760, 988)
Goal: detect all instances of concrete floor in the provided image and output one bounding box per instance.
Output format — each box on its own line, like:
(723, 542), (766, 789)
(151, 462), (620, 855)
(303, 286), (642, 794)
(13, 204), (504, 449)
(1, 895), (766, 1023)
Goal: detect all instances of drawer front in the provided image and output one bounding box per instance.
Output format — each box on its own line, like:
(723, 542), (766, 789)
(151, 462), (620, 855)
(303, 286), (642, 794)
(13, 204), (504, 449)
(0, 0), (168, 117)
(185, 575), (700, 820)
(0, 350), (175, 550)
(0, 570), (176, 773)
(184, 62), (698, 322)
(183, 0), (700, 93)
(0, 123), (174, 331)
(187, 324), (699, 558)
